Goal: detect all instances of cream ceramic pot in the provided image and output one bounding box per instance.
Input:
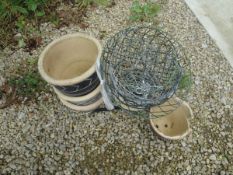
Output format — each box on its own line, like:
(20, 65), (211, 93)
(53, 84), (101, 105)
(38, 33), (102, 97)
(150, 98), (192, 140)
(59, 97), (103, 112)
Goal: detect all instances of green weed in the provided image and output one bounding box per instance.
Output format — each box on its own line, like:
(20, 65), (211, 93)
(0, 0), (48, 48)
(0, 0), (113, 49)
(178, 71), (192, 90)
(76, 0), (110, 7)
(129, 0), (160, 22)
(8, 58), (48, 100)
(9, 72), (44, 98)
(0, 0), (47, 19)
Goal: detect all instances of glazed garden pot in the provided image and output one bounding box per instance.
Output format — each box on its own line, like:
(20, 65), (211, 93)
(150, 98), (192, 140)
(38, 33), (102, 97)
(59, 96), (103, 112)
(53, 84), (101, 106)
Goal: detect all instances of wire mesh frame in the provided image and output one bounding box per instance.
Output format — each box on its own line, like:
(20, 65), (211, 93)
(146, 39), (192, 119)
(148, 31), (193, 118)
(100, 25), (192, 118)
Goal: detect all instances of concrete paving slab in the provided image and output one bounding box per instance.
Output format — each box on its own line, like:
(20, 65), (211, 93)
(185, 0), (233, 68)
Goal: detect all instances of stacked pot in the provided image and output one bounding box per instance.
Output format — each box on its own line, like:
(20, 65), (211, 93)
(38, 33), (103, 112)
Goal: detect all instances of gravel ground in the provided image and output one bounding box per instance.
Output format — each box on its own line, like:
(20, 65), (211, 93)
(0, 0), (233, 174)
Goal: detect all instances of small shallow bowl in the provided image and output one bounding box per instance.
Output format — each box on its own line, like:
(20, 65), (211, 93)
(38, 33), (101, 97)
(150, 99), (192, 140)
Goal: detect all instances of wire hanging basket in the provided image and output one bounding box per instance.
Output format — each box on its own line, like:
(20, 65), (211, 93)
(100, 25), (192, 118)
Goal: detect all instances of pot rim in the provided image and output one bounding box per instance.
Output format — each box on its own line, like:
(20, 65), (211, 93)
(38, 33), (102, 86)
(59, 97), (103, 112)
(149, 99), (192, 140)
(53, 84), (101, 102)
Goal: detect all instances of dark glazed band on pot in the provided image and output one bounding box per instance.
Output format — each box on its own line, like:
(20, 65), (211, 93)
(54, 73), (100, 97)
